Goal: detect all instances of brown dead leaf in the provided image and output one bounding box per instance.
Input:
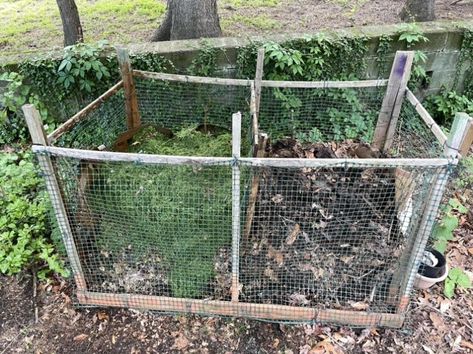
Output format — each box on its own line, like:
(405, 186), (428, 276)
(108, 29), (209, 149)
(429, 312), (444, 330)
(97, 311), (109, 321)
(348, 301), (370, 311)
(289, 293), (310, 306)
(267, 246), (284, 267)
(172, 334), (189, 350)
(111, 335), (117, 345)
(286, 224), (301, 245)
(461, 340), (473, 350)
(312, 338), (342, 354)
(73, 334), (88, 342)
(468, 247), (473, 256)
(422, 345), (435, 354)
(272, 194), (284, 204)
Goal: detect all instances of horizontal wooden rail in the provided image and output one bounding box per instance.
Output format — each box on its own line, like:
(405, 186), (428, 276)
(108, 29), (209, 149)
(405, 89), (448, 147)
(77, 291), (404, 327)
(32, 145), (455, 167)
(48, 80), (124, 144)
(133, 70), (389, 89)
(260, 79), (389, 89)
(133, 70), (252, 86)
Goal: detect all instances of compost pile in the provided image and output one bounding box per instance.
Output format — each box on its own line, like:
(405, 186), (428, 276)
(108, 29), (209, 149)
(240, 139), (406, 312)
(84, 125), (237, 300)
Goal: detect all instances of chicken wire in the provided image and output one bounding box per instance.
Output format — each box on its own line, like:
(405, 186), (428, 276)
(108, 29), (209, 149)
(36, 72), (453, 327)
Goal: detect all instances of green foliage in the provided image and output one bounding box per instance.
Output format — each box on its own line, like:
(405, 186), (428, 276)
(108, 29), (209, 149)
(456, 156), (473, 189)
(130, 53), (175, 73)
(187, 42), (221, 77)
(397, 24), (430, 90)
(398, 24), (429, 46)
(424, 88), (473, 126)
(444, 267), (472, 299)
(129, 126), (236, 157)
(0, 71), (53, 145)
(432, 198), (468, 254)
(295, 127), (324, 143)
(92, 126), (241, 298)
(0, 152), (68, 279)
(57, 41), (115, 95)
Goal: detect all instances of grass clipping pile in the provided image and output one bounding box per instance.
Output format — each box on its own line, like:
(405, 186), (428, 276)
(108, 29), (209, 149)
(240, 138), (405, 313)
(86, 125), (237, 300)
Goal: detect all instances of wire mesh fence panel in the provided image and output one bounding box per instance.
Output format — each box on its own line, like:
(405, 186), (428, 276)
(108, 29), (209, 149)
(239, 163), (447, 317)
(390, 99), (445, 159)
(52, 154), (234, 301)
(54, 90), (128, 151)
(134, 76), (252, 133)
(257, 86), (386, 142)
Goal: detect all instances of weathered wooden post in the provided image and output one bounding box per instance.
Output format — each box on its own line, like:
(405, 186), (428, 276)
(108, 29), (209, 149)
(116, 47), (141, 131)
(231, 112), (242, 303)
(373, 51), (414, 150)
(22, 104), (87, 295)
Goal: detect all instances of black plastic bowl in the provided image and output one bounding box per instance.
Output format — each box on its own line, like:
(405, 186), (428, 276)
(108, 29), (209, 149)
(418, 249), (447, 279)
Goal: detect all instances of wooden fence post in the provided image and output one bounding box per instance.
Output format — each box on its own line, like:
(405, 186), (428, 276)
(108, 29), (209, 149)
(22, 104), (87, 292)
(254, 48), (265, 115)
(116, 47), (141, 130)
(373, 51), (414, 150)
(231, 112), (242, 303)
(446, 112), (473, 158)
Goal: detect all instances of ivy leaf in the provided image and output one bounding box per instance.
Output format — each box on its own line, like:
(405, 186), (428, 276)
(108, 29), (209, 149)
(434, 239), (448, 254)
(442, 214), (459, 231)
(449, 198), (468, 214)
(444, 279), (455, 299)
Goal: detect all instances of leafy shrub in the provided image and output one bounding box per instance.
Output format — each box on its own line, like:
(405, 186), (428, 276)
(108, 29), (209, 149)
(424, 88), (473, 126)
(0, 152), (68, 279)
(444, 267), (472, 299)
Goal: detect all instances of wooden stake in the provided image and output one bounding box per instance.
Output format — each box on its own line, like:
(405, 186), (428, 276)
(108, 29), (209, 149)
(446, 112), (473, 158)
(22, 104), (87, 291)
(459, 116), (473, 156)
(254, 48), (265, 114)
(243, 133), (267, 242)
(116, 47), (141, 130)
(373, 51), (414, 150)
(231, 112), (242, 303)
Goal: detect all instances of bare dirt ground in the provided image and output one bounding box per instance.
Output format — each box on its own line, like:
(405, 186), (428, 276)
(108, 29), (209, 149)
(0, 178), (472, 353)
(220, 0), (473, 37)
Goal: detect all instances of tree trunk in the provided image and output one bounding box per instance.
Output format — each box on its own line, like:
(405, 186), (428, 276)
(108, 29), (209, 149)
(400, 0), (435, 22)
(56, 0), (84, 46)
(151, 0), (221, 42)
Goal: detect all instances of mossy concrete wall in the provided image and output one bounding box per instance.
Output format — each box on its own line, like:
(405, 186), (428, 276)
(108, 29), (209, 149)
(127, 20), (472, 97)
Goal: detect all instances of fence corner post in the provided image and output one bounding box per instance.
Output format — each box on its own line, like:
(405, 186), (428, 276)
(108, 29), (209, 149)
(22, 104), (87, 293)
(231, 112), (242, 303)
(446, 112), (473, 158)
(116, 47), (141, 130)
(373, 51), (414, 151)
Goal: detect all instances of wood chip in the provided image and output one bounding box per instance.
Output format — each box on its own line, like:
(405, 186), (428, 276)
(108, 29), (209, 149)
(348, 301), (370, 310)
(286, 224), (301, 245)
(73, 334), (88, 342)
(267, 246), (284, 267)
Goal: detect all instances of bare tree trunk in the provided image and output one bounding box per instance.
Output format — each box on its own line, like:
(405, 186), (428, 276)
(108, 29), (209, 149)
(56, 0), (84, 46)
(400, 0), (435, 22)
(151, 0), (222, 42)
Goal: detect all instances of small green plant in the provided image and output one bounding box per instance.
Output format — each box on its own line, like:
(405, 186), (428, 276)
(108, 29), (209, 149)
(397, 24), (430, 90)
(424, 88), (473, 126)
(187, 41), (221, 77)
(0, 72), (53, 145)
(432, 198), (468, 254)
(0, 152), (68, 279)
(398, 23), (429, 46)
(57, 40), (114, 94)
(295, 127), (324, 143)
(444, 267), (472, 299)
(263, 42), (304, 80)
